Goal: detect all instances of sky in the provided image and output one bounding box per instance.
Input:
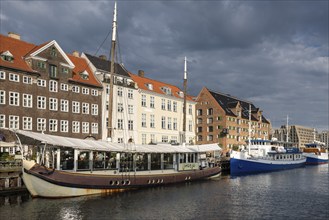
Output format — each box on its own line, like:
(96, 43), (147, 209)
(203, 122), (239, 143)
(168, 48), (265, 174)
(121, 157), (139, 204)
(0, 0), (328, 131)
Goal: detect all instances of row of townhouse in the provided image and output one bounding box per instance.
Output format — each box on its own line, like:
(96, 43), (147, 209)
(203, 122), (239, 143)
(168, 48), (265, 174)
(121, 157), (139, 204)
(0, 32), (271, 148)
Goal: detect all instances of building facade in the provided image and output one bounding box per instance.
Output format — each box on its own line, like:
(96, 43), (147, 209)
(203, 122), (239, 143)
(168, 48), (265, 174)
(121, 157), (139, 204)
(81, 53), (138, 143)
(129, 71), (196, 145)
(0, 33), (103, 140)
(319, 130), (329, 148)
(195, 87), (271, 149)
(289, 125), (317, 148)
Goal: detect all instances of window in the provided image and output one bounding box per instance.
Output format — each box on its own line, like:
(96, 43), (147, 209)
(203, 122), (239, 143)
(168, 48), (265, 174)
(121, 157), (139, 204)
(128, 120), (133, 130)
(189, 105), (192, 115)
(142, 134), (147, 144)
(91, 123), (98, 134)
(82, 88), (89, 95)
(150, 134), (155, 143)
(82, 122), (89, 134)
(141, 95), (146, 107)
(150, 96), (155, 108)
(72, 86), (80, 93)
(62, 67), (69, 74)
(168, 117), (172, 130)
(142, 114), (146, 127)
(197, 118), (202, 124)
(128, 105), (133, 114)
(37, 61), (46, 69)
(197, 135), (203, 142)
(50, 47), (57, 57)
(117, 103), (123, 112)
(197, 109), (202, 116)
(207, 135), (213, 141)
(161, 117), (166, 129)
(189, 120), (192, 132)
(37, 79), (46, 87)
(72, 121), (80, 133)
(117, 119), (123, 129)
(49, 80), (58, 92)
(49, 98), (58, 111)
(208, 126), (213, 132)
(161, 99), (166, 110)
(150, 114), (155, 128)
(60, 120), (69, 132)
(0, 90), (5, 104)
(117, 138), (123, 143)
(37, 118), (46, 131)
(91, 89), (98, 96)
(173, 118), (177, 130)
(72, 101), (80, 113)
(9, 73), (19, 82)
(128, 89), (133, 99)
(91, 104), (98, 115)
(207, 108), (213, 115)
(23, 117), (32, 130)
(23, 94), (33, 108)
(0, 115), (5, 128)
(0, 71), (5, 79)
(197, 127), (202, 133)
(9, 115), (19, 129)
(23, 76), (32, 84)
(49, 119), (58, 132)
(173, 102), (177, 112)
(207, 118), (213, 124)
(61, 99), (69, 112)
(162, 136), (168, 143)
(117, 87), (123, 96)
(9, 92), (19, 106)
(167, 100), (172, 111)
(61, 83), (68, 91)
(49, 65), (58, 78)
(82, 103), (90, 114)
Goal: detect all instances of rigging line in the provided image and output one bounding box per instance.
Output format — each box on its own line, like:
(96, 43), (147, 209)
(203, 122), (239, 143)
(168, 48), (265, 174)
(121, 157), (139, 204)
(116, 28), (123, 64)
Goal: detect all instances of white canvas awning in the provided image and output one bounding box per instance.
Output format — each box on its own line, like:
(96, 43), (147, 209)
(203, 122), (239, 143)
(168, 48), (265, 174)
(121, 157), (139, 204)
(12, 130), (221, 154)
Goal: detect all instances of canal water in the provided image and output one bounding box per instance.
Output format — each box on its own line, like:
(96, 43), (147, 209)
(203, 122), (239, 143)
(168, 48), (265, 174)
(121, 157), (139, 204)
(0, 165), (328, 220)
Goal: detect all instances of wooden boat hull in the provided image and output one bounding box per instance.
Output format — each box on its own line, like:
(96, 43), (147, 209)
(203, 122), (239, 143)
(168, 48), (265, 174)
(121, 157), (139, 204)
(22, 160), (221, 198)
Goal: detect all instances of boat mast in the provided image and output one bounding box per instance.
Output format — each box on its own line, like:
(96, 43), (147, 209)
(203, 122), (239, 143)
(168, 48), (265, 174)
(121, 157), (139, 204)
(108, 2), (117, 140)
(286, 115), (289, 143)
(248, 103), (251, 155)
(182, 57), (187, 147)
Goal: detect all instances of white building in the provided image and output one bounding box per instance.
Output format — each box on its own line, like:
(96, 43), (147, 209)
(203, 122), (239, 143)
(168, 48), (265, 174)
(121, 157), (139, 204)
(129, 70), (196, 145)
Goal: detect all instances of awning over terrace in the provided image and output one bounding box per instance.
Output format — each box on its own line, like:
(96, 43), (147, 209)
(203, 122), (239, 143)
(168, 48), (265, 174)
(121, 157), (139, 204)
(12, 129), (221, 154)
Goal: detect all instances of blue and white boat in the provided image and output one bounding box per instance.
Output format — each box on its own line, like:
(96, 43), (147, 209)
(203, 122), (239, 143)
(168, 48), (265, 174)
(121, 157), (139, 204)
(303, 142), (328, 165)
(230, 139), (306, 175)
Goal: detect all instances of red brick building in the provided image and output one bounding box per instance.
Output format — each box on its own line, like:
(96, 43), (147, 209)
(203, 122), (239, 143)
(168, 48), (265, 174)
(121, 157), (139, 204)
(0, 33), (103, 139)
(195, 87), (271, 149)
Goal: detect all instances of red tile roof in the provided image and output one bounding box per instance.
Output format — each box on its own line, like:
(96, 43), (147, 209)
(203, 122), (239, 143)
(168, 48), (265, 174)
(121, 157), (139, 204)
(129, 73), (195, 101)
(67, 54), (102, 88)
(0, 34), (37, 73)
(0, 34), (101, 88)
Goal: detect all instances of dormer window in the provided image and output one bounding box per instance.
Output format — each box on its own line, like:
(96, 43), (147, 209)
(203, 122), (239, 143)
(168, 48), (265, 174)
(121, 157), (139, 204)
(145, 83), (153, 90)
(161, 87), (171, 95)
(1, 51), (14, 62)
(80, 70), (89, 80)
(178, 91), (184, 98)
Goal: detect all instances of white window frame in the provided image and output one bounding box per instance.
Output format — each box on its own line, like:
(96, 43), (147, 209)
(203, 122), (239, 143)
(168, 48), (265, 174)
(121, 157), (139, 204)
(72, 121), (80, 133)
(37, 118), (46, 131)
(82, 88), (90, 95)
(72, 101), (80, 114)
(82, 102), (90, 114)
(141, 114), (146, 127)
(150, 96), (155, 108)
(161, 99), (166, 110)
(91, 89), (98, 96)
(23, 76), (32, 84)
(128, 89), (133, 99)
(0, 115), (5, 128)
(37, 96), (46, 109)
(128, 120), (133, 130)
(23, 94), (33, 108)
(9, 115), (19, 129)
(49, 119), (58, 132)
(60, 120), (69, 133)
(91, 123), (98, 134)
(91, 104), (98, 115)
(128, 105), (133, 114)
(9, 73), (19, 82)
(141, 95), (146, 107)
(72, 86), (80, 93)
(150, 114), (155, 128)
(49, 98), (58, 111)
(0, 71), (5, 80)
(117, 119), (123, 130)
(60, 99), (69, 112)
(23, 117), (32, 130)
(117, 87), (123, 97)
(61, 83), (68, 91)
(37, 79), (46, 87)
(0, 90), (5, 104)
(49, 80), (58, 92)
(9, 92), (19, 106)
(82, 122), (89, 134)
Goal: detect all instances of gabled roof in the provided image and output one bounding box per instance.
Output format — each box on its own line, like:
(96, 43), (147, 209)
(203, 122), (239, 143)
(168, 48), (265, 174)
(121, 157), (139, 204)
(67, 54), (102, 88)
(129, 73), (195, 101)
(84, 53), (130, 78)
(207, 88), (270, 123)
(0, 34), (37, 73)
(28, 40), (75, 68)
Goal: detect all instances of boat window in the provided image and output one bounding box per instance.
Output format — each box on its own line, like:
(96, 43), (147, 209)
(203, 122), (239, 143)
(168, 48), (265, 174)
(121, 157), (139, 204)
(60, 148), (74, 170)
(163, 153), (174, 169)
(78, 151), (90, 170)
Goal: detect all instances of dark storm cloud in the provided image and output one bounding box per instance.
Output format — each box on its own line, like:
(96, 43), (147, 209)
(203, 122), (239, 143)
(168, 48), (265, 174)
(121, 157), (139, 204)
(0, 0), (328, 130)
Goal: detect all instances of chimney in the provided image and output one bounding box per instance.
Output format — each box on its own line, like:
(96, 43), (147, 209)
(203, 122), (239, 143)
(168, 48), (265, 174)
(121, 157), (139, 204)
(138, 70), (145, 77)
(99, 55), (107, 60)
(8, 32), (21, 40)
(72, 51), (79, 57)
